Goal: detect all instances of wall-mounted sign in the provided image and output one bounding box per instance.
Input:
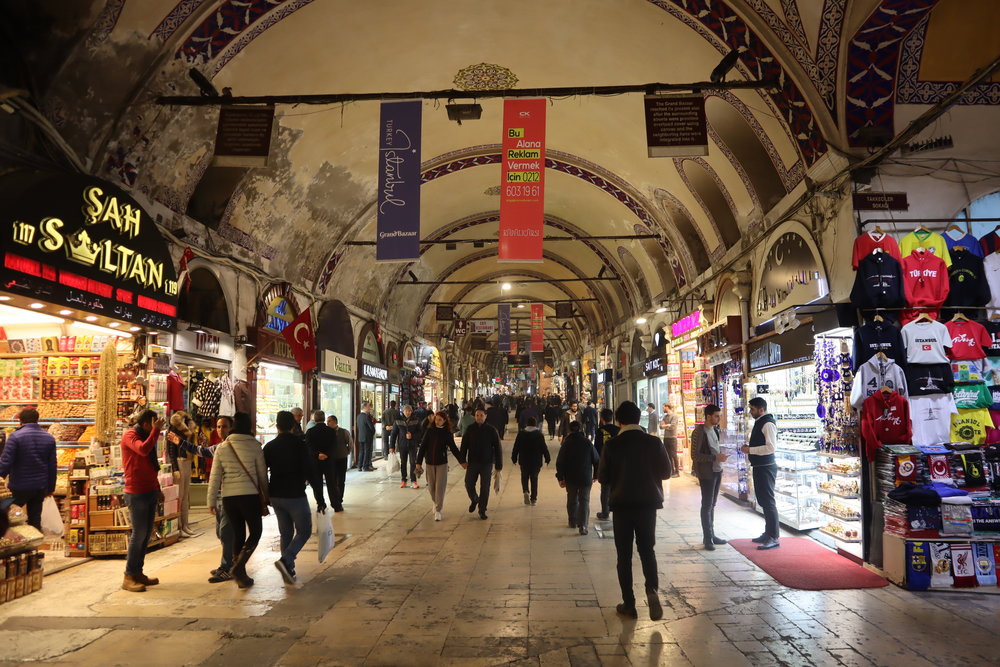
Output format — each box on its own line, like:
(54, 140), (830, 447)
(756, 384), (770, 394)
(643, 354), (667, 377)
(360, 361), (389, 382)
(469, 319), (497, 334)
(0, 173), (179, 330)
(852, 192), (909, 211)
(498, 304), (511, 353)
(746, 324), (814, 372)
(644, 95), (709, 158)
(213, 105), (275, 168)
(671, 311), (703, 338)
(435, 305), (453, 321)
(755, 230), (826, 320)
(322, 350), (357, 380)
(507, 353), (530, 367)
(600, 369), (614, 384)
(376, 100), (422, 262)
(555, 302), (573, 319)
(499, 98), (546, 262)
(707, 348), (735, 367)
(173, 326), (234, 362)
(530, 304), (544, 352)
(249, 326), (296, 363)
(453, 319), (468, 338)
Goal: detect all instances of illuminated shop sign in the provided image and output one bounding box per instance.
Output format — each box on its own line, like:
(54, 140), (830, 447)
(361, 362), (389, 382)
(671, 311), (702, 338)
(0, 173), (179, 330)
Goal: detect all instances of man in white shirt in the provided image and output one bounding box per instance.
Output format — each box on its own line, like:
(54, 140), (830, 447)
(740, 397), (780, 550)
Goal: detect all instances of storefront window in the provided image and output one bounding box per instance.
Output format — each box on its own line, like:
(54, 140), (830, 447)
(320, 377), (353, 433)
(256, 362), (303, 443)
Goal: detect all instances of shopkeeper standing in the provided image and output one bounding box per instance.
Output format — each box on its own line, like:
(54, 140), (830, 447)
(121, 409), (165, 592)
(741, 397), (780, 551)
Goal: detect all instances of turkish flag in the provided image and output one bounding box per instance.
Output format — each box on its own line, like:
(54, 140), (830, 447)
(281, 309), (317, 373)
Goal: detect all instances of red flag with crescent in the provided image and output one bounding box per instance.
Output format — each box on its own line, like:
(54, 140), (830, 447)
(281, 309), (317, 373)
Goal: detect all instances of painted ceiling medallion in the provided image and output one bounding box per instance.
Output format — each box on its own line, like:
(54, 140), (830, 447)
(483, 185), (502, 196)
(453, 63), (518, 91)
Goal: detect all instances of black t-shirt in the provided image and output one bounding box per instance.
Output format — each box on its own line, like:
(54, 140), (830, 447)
(984, 320), (1000, 356)
(854, 320), (905, 370)
(904, 363), (954, 396)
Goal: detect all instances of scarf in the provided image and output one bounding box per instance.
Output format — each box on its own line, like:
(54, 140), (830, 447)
(950, 543), (978, 588)
(974, 543), (997, 586)
(930, 542), (953, 588)
(905, 541), (932, 590)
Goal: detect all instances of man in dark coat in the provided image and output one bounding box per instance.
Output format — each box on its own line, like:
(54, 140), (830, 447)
(0, 408), (56, 531)
(511, 416), (550, 505)
(460, 408), (503, 520)
(582, 400), (599, 441)
(356, 402), (376, 471)
(484, 399), (509, 440)
(598, 401), (671, 621)
(556, 422), (600, 535)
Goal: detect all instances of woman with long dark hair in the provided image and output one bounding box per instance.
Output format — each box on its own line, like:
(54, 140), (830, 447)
(415, 411), (466, 521)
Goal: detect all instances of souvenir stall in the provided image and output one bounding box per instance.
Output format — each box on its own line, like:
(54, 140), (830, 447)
(701, 317), (748, 502)
(423, 346), (442, 410)
(357, 325), (387, 454)
(850, 223), (1000, 589)
(669, 311), (710, 472)
(318, 350), (354, 433)
(0, 172), (181, 561)
(250, 285), (307, 443)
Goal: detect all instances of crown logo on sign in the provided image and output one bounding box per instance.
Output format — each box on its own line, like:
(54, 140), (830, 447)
(67, 229), (100, 265)
(12, 221), (36, 245)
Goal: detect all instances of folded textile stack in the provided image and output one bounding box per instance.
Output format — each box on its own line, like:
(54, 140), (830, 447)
(876, 444), (924, 500)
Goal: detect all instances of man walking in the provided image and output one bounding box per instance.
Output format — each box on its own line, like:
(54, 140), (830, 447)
(0, 408), (56, 531)
(485, 399), (509, 440)
(594, 408), (619, 520)
(392, 405), (422, 488)
(597, 401), (670, 620)
(742, 397), (780, 550)
(556, 422), (600, 535)
(356, 402), (376, 471)
(382, 400), (400, 457)
(326, 415), (351, 511)
(460, 408), (503, 520)
(306, 410), (345, 511)
(660, 404), (679, 478)
(690, 405), (728, 550)
(121, 410), (165, 592)
(582, 400), (599, 442)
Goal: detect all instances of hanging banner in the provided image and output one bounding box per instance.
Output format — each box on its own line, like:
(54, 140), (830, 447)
(280, 309), (318, 373)
(498, 304), (511, 353)
(499, 98), (546, 262)
(530, 304), (544, 352)
(376, 100), (422, 262)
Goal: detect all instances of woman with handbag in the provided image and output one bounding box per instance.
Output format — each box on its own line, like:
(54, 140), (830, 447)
(207, 412), (269, 589)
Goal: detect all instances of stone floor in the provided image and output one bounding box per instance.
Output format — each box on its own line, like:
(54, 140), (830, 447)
(2, 439), (999, 666)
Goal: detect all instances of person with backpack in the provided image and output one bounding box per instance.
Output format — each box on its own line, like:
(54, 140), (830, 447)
(511, 416), (550, 505)
(594, 408), (620, 520)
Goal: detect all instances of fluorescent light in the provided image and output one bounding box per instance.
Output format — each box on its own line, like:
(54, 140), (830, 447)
(501, 283), (511, 291)
(0, 304), (64, 324)
(129, 326), (141, 332)
(108, 322), (121, 328)
(655, 307), (667, 314)
(71, 321), (131, 338)
(85, 315), (98, 322)
(29, 303), (44, 309)
(0, 296), (10, 301)
(517, 303), (525, 308)
(636, 317), (647, 324)
(58, 310), (72, 316)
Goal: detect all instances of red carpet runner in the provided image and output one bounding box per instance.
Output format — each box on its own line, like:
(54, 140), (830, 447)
(728, 537), (888, 590)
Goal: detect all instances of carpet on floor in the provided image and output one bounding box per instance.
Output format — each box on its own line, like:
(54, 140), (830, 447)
(728, 537), (888, 590)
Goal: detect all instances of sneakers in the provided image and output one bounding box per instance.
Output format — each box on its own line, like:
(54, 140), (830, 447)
(615, 602), (638, 619)
(208, 570), (233, 584)
(434, 511), (442, 521)
(469, 499), (478, 513)
(121, 575), (145, 592)
(274, 559), (296, 585)
(646, 589), (663, 621)
(524, 492), (531, 505)
(757, 538), (780, 551)
(411, 481), (420, 489)
(530, 499), (537, 506)
(400, 480), (408, 488)
(751, 534), (769, 543)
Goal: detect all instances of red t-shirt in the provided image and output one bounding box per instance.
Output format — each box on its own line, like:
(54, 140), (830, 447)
(902, 252), (949, 308)
(121, 426), (162, 494)
(860, 390), (911, 460)
(853, 232), (902, 270)
(945, 320), (992, 360)
(167, 370), (185, 411)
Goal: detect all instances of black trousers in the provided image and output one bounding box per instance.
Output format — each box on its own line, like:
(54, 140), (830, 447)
(612, 507), (658, 606)
(565, 482), (592, 529)
(465, 462), (493, 513)
(319, 458), (348, 509)
(663, 437), (679, 475)
(599, 483), (610, 516)
(752, 463), (780, 539)
(13, 488), (46, 532)
(520, 465), (540, 501)
(398, 444), (417, 482)
(546, 417), (557, 437)
(699, 471), (722, 542)
(222, 494), (263, 562)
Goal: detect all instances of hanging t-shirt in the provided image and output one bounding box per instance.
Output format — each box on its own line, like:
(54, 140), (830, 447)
(984, 252), (1000, 317)
(952, 359), (989, 384)
(904, 363), (954, 395)
(989, 385), (1000, 410)
(854, 320), (905, 370)
(944, 319), (992, 360)
(851, 253), (905, 309)
(900, 230), (952, 266)
(980, 229), (1000, 257)
(166, 369), (185, 411)
(943, 230), (984, 258)
(901, 319), (951, 364)
(943, 248), (991, 313)
(910, 394), (959, 447)
(852, 231), (903, 269)
(850, 355), (908, 409)
(951, 383), (993, 409)
(951, 407), (991, 444)
(902, 251), (950, 309)
(860, 390), (911, 458)
(984, 320), (1000, 355)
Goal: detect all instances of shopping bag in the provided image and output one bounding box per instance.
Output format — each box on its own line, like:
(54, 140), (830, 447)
(316, 510), (335, 563)
(41, 497), (64, 537)
(493, 469), (502, 493)
(389, 452), (401, 474)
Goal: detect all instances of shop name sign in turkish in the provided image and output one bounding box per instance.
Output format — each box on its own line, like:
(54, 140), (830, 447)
(323, 351), (357, 380)
(1, 173), (179, 330)
(670, 310), (706, 343)
(747, 325), (814, 372)
(173, 327), (235, 361)
(469, 319), (497, 334)
(361, 361), (389, 382)
(376, 100), (422, 262)
(643, 355), (666, 377)
(499, 98), (546, 262)
(852, 192), (909, 211)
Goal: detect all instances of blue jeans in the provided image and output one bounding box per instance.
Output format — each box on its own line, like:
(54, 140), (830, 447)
(125, 491), (158, 576)
(216, 500), (234, 571)
(271, 496), (312, 571)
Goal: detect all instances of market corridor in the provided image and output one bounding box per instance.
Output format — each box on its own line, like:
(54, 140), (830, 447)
(1, 457), (998, 667)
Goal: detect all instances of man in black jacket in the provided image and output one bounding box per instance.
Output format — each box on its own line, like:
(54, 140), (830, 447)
(556, 422), (600, 535)
(392, 405), (422, 488)
(485, 399), (509, 440)
(597, 401), (670, 621)
(511, 416), (550, 505)
(460, 408), (503, 520)
(582, 401), (599, 442)
(306, 411), (345, 512)
(594, 408), (620, 520)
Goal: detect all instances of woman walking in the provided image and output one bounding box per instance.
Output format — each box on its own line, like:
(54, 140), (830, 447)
(511, 416), (550, 505)
(263, 411), (327, 584)
(415, 411), (466, 521)
(207, 412), (268, 588)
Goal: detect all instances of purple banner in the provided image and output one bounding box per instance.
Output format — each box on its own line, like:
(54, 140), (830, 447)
(376, 101), (422, 261)
(498, 304), (511, 353)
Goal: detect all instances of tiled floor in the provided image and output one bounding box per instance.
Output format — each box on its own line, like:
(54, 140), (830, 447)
(2, 438), (999, 666)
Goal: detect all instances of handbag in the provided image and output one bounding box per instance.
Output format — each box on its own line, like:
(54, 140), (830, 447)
(230, 445), (269, 516)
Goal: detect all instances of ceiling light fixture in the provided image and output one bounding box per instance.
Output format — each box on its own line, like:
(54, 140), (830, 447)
(0, 304), (64, 325)
(187, 323), (207, 334)
(501, 283), (512, 291)
(29, 303), (44, 309)
(445, 102), (483, 125)
(0, 296), (10, 301)
(59, 309), (72, 316)
(85, 316), (98, 322)
(636, 317), (647, 325)
(129, 327), (141, 332)
(517, 303), (525, 308)
(655, 307), (667, 314)
(108, 322), (121, 328)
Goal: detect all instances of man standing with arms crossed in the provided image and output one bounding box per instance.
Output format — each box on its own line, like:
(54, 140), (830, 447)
(598, 401), (671, 620)
(741, 397), (780, 550)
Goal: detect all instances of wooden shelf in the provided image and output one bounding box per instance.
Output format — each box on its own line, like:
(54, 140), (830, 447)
(819, 489), (861, 500)
(819, 508), (861, 522)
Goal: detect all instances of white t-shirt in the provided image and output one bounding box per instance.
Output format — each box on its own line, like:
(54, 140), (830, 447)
(901, 320), (952, 364)
(984, 253), (1000, 317)
(909, 393), (959, 447)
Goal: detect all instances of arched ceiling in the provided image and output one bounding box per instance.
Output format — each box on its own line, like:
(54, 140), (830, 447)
(14, 0), (999, 362)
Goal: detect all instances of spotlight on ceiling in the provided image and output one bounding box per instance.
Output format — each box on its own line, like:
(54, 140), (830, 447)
(710, 48), (741, 83)
(446, 103), (483, 125)
(187, 323), (207, 334)
(517, 303), (525, 308)
(501, 283), (512, 291)
(655, 307), (667, 314)
(636, 317), (648, 325)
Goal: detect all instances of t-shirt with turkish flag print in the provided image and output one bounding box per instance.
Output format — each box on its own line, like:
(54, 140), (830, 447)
(902, 251), (950, 309)
(945, 319), (992, 360)
(860, 390), (911, 459)
(901, 319), (951, 364)
(852, 231), (902, 270)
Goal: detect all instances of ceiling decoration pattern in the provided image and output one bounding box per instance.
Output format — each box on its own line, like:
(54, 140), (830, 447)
(651, 188), (712, 262)
(151, 0), (208, 40)
(453, 63), (519, 90)
(633, 223), (686, 292)
(896, 14), (1000, 106)
(845, 0), (938, 146)
(646, 0), (827, 166)
(88, 0), (126, 47)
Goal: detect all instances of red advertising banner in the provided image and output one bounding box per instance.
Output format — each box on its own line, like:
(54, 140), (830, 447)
(530, 303), (544, 352)
(499, 99), (546, 262)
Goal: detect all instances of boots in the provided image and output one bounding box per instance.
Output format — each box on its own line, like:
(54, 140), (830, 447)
(122, 574), (146, 592)
(135, 572), (159, 586)
(231, 547), (255, 589)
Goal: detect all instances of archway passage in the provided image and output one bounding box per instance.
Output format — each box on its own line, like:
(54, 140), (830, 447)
(178, 268), (231, 334)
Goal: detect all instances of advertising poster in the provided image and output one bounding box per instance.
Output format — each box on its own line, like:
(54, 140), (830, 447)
(499, 98), (546, 262)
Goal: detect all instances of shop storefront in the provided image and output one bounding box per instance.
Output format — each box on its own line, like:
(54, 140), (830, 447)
(598, 369), (614, 412)
(424, 346), (442, 410)
(250, 285), (306, 443)
(701, 316), (748, 502)
(318, 350), (354, 433)
(668, 311), (710, 471)
(638, 353), (669, 417)
(356, 324), (387, 456)
(0, 172), (181, 562)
